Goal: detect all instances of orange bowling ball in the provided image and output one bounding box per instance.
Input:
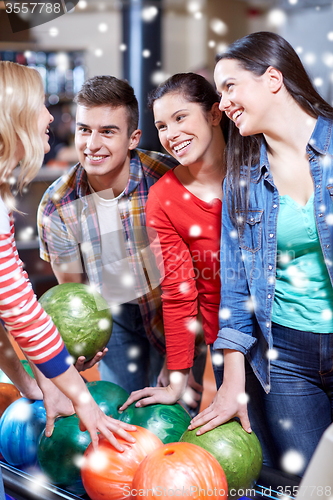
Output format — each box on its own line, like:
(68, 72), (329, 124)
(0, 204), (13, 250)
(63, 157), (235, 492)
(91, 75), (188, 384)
(81, 426), (163, 500)
(132, 442), (228, 499)
(0, 383), (21, 418)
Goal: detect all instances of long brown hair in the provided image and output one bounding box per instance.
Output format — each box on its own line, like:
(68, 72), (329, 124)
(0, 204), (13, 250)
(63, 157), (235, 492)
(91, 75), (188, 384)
(216, 31), (333, 222)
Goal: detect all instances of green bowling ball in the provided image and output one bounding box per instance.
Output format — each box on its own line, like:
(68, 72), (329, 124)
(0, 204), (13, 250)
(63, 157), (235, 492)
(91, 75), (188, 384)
(119, 403), (191, 444)
(39, 282), (113, 363)
(0, 360), (34, 384)
(180, 419), (263, 497)
(86, 380), (129, 417)
(37, 414), (90, 495)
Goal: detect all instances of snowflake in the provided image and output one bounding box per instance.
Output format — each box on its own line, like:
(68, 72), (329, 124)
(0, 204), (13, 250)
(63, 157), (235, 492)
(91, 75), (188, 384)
(98, 23), (108, 33)
(98, 318), (111, 330)
(127, 363), (138, 373)
(170, 371), (183, 384)
(266, 348), (279, 360)
(84, 450), (108, 472)
(281, 450), (305, 475)
(182, 390), (194, 406)
(179, 282), (190, 294)
(110, 303), (121, 315)
(78, 391), (91, 406)
(121, 273), (135, 287)
(267, 9), (287, 28)
(73, 455), (85, 468)
(49, 27), (59, 37)
(314, 77), (323, 87)
(230, 229), (238, 239)
(219, 308), (231, 320)
(183, 192), (191, 200)
(70, 297), (83, 311)
(279, 418), (292, 430)
(81, 242), (92, 254)
(66, 355), (75, 365)
(237, 392), (249, 405)
(326, 213), (333, 225)
(13, 400), (32, 421)
(211, 352), (223, 366)
(322, 52), (333, 69)
(304, 52), (317, 66)
(128, 346), (141, 359)
(187, 0), (202, 14)
(245, 297), (256, 313)
(142, 6), (158, 22)
(189, 225), (201, 237)
(187, 318), (201, 334)
(322, 309), (332, 320)
(210, 18), (228, 36)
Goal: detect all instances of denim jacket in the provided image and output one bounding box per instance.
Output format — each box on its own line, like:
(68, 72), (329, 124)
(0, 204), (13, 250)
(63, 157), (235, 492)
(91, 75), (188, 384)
(214, 116), (333, 392)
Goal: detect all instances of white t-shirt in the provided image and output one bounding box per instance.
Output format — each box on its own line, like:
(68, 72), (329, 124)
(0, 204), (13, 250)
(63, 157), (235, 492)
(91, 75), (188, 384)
(90, 186), (139, 307)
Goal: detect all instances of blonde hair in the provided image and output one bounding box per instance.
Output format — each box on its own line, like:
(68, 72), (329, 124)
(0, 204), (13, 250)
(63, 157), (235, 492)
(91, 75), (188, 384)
(0, 61), (45, 208)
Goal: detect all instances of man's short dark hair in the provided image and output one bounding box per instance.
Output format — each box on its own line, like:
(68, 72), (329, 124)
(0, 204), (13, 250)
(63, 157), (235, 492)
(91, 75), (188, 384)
(74, 75), (139, 136)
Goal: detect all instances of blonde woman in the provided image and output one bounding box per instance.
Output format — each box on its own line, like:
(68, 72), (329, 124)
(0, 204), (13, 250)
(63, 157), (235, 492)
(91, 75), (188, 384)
(0, 62), (136, 470)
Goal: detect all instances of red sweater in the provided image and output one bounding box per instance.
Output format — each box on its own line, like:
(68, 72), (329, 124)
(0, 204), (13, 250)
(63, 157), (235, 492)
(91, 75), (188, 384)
(146, 169), (222, 370)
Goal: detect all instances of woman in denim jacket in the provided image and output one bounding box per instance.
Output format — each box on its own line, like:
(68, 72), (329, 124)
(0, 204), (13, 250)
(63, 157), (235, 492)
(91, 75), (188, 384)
(190, 32), (333, 475)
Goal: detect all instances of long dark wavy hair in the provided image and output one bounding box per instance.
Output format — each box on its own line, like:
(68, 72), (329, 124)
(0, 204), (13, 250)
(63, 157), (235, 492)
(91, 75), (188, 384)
(216, 31), (333, 223)
(148, 72), (229, 144)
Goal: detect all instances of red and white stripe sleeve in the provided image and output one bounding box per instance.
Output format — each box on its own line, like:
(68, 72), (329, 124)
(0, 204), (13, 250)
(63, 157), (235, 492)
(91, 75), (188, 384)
(0, 212), (70, 378)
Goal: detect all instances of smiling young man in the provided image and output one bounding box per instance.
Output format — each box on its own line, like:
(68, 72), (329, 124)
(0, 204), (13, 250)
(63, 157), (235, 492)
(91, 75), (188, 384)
(37, 76), (182, 394)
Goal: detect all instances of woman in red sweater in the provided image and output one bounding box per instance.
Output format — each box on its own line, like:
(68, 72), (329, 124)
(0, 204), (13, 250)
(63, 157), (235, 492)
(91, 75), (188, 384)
(120, 73), (227, 412)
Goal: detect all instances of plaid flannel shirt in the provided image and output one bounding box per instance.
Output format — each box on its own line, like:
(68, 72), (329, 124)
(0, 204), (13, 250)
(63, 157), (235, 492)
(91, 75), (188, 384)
(37, 149), (177, 354)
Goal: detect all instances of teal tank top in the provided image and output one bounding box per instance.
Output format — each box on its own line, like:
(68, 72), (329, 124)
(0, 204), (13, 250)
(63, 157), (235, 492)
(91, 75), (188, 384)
(271, 193), (333, 332)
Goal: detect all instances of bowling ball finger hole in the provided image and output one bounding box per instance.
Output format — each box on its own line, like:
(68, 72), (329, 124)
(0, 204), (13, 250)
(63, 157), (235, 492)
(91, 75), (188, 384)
(164, 451), (174, 456)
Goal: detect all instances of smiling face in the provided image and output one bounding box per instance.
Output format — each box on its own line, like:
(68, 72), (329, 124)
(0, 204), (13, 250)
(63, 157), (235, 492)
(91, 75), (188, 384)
(153, 92), (219, 167)
(214, 58), (269, 137)
(38, 104), (54, 154)
(75, 104), (141, 190)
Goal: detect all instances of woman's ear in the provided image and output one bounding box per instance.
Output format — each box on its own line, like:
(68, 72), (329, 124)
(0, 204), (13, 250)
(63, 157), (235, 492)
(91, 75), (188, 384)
(265, 66), (283, 93)
(210, 102), (223, 126)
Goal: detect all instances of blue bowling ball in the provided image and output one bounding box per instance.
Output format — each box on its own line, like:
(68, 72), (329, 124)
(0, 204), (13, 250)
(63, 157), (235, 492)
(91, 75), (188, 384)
(0, 398), (46, 466)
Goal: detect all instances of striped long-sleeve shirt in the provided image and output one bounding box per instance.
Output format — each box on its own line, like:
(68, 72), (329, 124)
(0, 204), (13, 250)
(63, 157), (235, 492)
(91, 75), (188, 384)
(0, 196), (70, 378)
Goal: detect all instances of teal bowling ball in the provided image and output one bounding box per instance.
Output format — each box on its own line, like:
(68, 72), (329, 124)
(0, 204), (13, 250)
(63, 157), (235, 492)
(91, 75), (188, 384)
(86, 380), (129, 417)
(0, 398), (46, 466)
(37, 414), (90, 495)
(119, 403), (191, 444)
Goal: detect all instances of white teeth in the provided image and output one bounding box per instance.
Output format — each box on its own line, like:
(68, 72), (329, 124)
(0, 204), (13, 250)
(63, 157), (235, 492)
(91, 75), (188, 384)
(232, 110), (243, 121)
(173, 140), (191, 153)
(87, 155), (104, 161)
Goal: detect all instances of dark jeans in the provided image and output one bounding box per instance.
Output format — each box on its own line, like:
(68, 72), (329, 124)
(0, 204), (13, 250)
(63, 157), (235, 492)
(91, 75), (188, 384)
(98, 303), (207, 417)
(212, 323), (333, 476)
(98, 303), (164, 394)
